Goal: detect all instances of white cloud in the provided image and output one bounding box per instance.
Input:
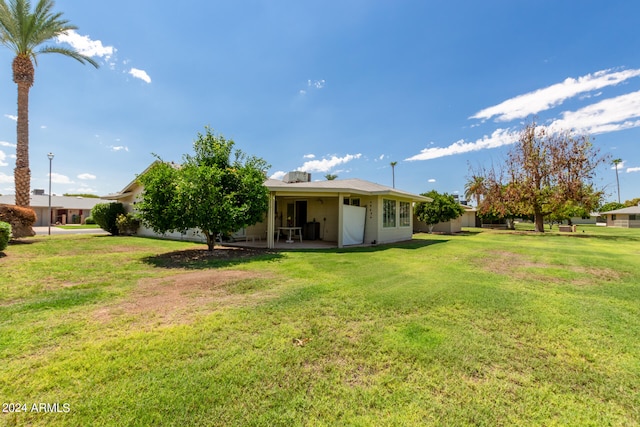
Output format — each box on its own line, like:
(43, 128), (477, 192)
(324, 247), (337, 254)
(78, 173), (97, 180)
(4, 114), (17, 122)
(129, 68), (151, 84)
(109, 145), (129, 152)
(471, 68), (640, 122)
(303, 154), (316, 159)
(0, 141), (15, 147)
(627, 167), (640, 173)
(406, 128), (516, 161)
(308, 79), (326, 89)
(0, 172), (13, 183)
(299, 90), (307, 96)
(549, 90), (640, 134)
(0, 151), (6, 166)
(297, 153), (362, 173)
(49, 173), (74, 184)
(56, 30), (115, 60)
(270, 170), (286, 180)
(428, 179), (436, 183)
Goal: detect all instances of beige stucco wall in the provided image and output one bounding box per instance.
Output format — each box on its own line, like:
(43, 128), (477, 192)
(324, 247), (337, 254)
(375, 197), (414, 244)
(607, 215), (640, 228)
(413, 215), (462, 233)
(460, 210), (476, 227)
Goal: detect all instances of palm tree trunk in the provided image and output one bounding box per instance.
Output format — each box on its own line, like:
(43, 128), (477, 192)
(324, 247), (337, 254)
(14, 80), (31, 207)
(13, 54), (34, 208)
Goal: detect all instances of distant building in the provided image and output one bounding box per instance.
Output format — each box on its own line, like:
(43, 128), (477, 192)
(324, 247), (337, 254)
(600, 204), (640, 228)
(0, 191), (110, 226)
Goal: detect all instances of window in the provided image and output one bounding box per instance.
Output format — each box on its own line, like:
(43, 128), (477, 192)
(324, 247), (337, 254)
(383, 199), (396, 228)
(399, 201), (411, 227)
(612, 215), (617, 221)
(630, 215), (637, 221)
(343, 197), (360, 206)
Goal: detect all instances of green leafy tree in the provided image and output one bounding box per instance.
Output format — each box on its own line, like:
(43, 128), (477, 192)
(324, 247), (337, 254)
(325, 174), (338, 180)
(414, 190), (464, 233)
(137, 127), (270, 251)
(0, 0), (99, 207)
(624, 197), (640, 207)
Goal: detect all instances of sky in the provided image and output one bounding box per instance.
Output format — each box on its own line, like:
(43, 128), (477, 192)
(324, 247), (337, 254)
(0, 0), (639, 204)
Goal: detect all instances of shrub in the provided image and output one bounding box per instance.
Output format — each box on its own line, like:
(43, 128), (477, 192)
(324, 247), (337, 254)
(0, 221), (10, 251)
(91, 203), (126, 235)
(0, 204), (36, 238)
(84, 217), (96, 224)
(116, 213), (140, 236)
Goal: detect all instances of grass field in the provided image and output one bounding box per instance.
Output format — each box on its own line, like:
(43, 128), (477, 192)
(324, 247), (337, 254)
(1, 226), (639, 426)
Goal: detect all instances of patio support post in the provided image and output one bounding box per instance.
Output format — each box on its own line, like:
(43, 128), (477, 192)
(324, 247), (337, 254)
(267, 192), (275, 249)
(338, 193), (344, 248)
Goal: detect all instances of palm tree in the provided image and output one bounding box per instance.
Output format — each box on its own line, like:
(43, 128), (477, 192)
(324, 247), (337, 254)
(464, 175), (485, 207)
(390, 161), (397, 188)
(0, 0), (98, 207)
(612, 158), (622, 204)
(324, 173), (338, 180)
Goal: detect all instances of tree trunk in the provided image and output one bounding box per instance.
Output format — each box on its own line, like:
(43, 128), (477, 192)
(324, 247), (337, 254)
(204, 231), (216, 251)
(13, 55), (34, 208)
(534, 209), (545, 232)
(428, 224), (435, 234)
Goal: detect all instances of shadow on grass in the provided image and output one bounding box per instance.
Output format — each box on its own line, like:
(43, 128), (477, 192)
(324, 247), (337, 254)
(296, 238), (449, 254)
(142, 247), (284, 269)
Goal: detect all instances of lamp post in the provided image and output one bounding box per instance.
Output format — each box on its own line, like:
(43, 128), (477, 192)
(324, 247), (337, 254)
(48, 152), (54, 235)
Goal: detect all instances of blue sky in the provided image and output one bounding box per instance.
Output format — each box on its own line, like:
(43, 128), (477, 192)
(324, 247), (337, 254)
(0, 0), (639, 203)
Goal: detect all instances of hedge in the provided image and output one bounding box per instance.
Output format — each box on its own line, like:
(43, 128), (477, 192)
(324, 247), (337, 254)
(0, 204), (37, 238)
(91, 202), (126, 235)
(0, 221), (10, 251)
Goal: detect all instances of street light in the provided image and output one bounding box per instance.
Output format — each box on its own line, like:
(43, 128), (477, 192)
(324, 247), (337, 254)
(48, 152), (54, 235)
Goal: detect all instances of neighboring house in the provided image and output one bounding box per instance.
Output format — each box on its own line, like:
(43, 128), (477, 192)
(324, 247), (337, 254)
(568, 213), (598, 225)
(600, 205), (640, 228)
(105, 169), (432, 249)
(460, 204), (477, 227)
(413, 204), (475, 234)
(0, 191), (109, 226)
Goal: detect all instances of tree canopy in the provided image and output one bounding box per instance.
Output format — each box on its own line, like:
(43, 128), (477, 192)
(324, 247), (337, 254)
(136, 128), (270, 251)
(414, 190), (464, 233)
(471, 122), (607, 232)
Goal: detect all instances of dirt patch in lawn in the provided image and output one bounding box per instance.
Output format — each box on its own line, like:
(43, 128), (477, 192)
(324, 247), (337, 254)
(94, 268), (278, 327)
(478, 250), (625, 286)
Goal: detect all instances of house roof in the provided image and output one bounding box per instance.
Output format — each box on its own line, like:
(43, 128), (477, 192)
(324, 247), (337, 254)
(265, 178), (432, 202)
(600, 205), (640, 215)
(105, 163), (432, 203)
(0, 194), (110, 209)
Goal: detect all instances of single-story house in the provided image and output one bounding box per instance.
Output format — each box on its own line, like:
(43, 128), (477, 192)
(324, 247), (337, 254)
(0, 191), (110, 226)
(600, 205), (640, 228)
(105, 169), (432, 249)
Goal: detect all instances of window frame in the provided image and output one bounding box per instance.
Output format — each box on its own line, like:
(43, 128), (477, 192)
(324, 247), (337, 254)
(399, 201), (411, 227)
(383, 198), (396, 228)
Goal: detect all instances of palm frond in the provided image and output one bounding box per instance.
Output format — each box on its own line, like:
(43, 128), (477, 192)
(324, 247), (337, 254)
(38, 45), (98, 67)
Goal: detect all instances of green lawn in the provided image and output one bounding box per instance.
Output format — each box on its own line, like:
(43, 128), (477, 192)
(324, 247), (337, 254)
(1, 227), (639, 426)
(55, 224), (102, 229)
